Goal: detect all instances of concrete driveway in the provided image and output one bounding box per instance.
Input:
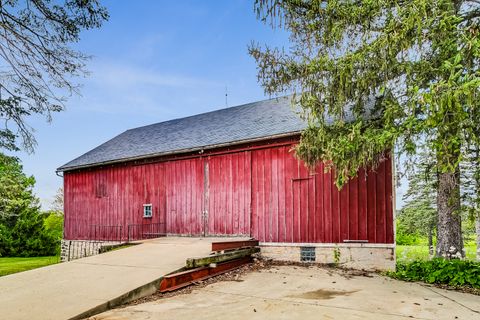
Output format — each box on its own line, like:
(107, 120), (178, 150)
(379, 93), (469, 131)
(0, 237), (240, 320)
(90, 265), (480, 320)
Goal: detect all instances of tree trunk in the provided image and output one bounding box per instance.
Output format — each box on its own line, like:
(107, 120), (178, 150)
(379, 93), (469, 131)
(436, 170), (464, 258)
(476, 214), (480, 261)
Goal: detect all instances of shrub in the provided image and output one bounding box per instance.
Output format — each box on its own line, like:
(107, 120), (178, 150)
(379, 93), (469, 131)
(388, 258), (480, 288)
(9, 210), (58, 257)
(44, 211), (63, 240)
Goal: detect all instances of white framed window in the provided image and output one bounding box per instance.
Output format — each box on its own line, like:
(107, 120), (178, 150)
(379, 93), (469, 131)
(143, 204), (153, 218)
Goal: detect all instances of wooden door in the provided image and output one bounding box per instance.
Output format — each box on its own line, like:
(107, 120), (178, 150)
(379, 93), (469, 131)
(205, 152), (252, 236)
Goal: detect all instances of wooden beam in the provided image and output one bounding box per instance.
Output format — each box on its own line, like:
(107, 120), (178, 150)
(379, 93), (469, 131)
(211, 239), (259, 252)
(186, 247), (260, 269)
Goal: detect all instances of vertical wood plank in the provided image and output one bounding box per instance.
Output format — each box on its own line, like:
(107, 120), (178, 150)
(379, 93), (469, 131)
(358, 168), (368, 241)
(367, 167), (377, 243)
(349, 176), (359, 240)
(376, 161), (387, 243)
(385, 155), (394, 243)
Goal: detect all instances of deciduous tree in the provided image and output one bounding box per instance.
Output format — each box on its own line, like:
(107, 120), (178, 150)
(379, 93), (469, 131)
(0, 0), (108, 152)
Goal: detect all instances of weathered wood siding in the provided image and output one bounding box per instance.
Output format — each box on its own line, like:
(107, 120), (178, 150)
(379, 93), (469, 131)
(250, 145), (394, 243)
(64, 140), (394, 243)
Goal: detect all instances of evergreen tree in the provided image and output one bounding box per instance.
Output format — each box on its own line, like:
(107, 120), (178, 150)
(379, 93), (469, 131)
(399, 147), (437, 253)
(0, 153), (56, 256)
(250, 0), (480, 258)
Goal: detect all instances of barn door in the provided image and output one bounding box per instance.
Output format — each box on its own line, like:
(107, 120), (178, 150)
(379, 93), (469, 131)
(203, 152), (252, 236)
(164, 159), (204, 236)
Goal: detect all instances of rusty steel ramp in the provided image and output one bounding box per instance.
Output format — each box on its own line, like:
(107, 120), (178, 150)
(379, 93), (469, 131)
(159, 239), (259, 292)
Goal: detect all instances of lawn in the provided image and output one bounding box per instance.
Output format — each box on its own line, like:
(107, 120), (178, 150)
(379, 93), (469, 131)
(397, 243), (477, 263)
(0, 256), (60, 277)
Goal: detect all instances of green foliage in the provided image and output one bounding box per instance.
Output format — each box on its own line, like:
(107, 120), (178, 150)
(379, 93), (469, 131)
(388, 258), (480, 288)
(0, 153), (38, 226)
(9, 210), (58, 257)
(251, 0), (480, 186)
(395, 221), (425, 246)
(0, 153), (60, 257)
(333, 246), (341, 264)
(0, 224), (13, 257)
(397, 243), (477, 263)
(397, 204), (437, 241)
(44, 211), (64, 241)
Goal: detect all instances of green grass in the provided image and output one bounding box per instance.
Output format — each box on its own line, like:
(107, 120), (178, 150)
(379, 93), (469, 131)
(397, 243), (477, 263)
(0, 256), (60, 277)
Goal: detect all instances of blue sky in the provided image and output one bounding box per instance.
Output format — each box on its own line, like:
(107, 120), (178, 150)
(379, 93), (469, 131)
(11, 0), (406, 210)
(13, 0), (288, 209)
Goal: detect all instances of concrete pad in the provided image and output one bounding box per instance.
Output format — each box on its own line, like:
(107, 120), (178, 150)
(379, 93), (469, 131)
(91, 266), (480, 320)
(0, 237), (243, 320)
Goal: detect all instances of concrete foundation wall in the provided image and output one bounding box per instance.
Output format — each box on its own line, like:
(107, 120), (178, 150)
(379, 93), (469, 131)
(61, 240), (122, 262)
(260, 243), (396, 271)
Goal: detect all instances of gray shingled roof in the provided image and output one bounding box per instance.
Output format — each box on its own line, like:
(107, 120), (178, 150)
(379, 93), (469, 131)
(58, 96), (307, 171)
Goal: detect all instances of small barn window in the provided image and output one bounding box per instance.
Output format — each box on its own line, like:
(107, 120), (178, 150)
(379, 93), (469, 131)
(95, 183), (107, 198)
(143, 204), (152, 218)
(95, 173), (107, 198)
(300, 246), (316, 262)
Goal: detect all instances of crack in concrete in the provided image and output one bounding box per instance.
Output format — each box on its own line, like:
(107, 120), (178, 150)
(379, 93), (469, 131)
(420, 284), (480, 314)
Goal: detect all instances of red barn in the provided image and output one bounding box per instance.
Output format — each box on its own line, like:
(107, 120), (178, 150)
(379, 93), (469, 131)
(57, 97), (395, 270)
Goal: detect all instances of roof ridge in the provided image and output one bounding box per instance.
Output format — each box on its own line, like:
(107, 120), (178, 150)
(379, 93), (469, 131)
(124, 95), (290, 132)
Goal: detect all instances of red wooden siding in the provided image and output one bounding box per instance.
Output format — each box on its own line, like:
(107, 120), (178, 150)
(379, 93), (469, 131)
(207, 152), (251, 236)
(64, 141), (394, 244)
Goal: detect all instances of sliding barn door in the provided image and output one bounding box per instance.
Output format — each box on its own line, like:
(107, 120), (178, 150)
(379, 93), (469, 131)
(205, 151), (252, 236)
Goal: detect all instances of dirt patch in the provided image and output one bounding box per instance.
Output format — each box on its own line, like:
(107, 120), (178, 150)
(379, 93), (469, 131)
(289, 289), (359, 300)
